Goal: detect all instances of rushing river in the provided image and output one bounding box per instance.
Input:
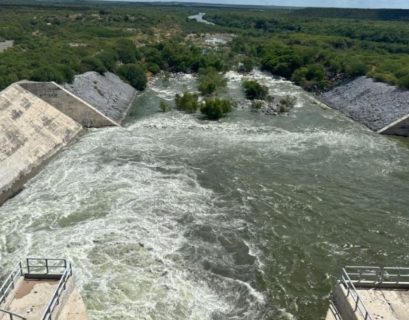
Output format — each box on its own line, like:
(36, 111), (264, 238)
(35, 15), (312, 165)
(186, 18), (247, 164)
(0, 71), (408, 319)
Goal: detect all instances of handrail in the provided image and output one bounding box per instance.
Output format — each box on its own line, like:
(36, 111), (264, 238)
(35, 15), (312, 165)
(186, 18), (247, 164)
(340, 268), (373, 320)
(25, 258), (67, 275)
(40, 261), (72, 320)
(0, 308), (26, 320)
(0, 262), (23, 304)
(1, 258), (72, 320)
(344, 266), (409, 285)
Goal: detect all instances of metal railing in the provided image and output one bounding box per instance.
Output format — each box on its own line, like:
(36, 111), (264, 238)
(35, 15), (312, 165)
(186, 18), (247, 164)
(340, 268), (373, 320)
(24, 258), (68, 277)
(0, 308), (26, 320)
(344, 266), (409, 286)
(0, 262), (23, 305)
(40, 260), (72, 320)
(0, 258), (72, 320)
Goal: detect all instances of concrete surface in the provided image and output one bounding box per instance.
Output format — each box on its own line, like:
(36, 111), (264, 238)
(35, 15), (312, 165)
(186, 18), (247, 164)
(64, 71), (137, 124)
(0, 279), (59, 319)
(357, 288), (409, 320)
(320, 76), (409, 136)
(329, 283), (409, 320)
(19, 81), (118, 127)
(59, 287), (89, 320)
(0, 83), (83, 205)
(378, 114), (409, 136)
(0, 276), (88, 320)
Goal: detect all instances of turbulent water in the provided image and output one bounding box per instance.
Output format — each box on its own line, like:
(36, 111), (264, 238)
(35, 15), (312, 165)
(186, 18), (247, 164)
(1, 71), (408, 320)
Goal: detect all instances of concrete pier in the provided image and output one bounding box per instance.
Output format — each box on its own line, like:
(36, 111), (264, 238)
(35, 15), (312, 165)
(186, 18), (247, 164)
(0, 259), (88, 320)
(326, 266), (409, 320)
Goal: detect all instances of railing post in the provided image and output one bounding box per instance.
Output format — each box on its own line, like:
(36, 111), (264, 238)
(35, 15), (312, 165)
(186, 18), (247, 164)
(45, 259), (49, 275)
(26, 259), (30, 275)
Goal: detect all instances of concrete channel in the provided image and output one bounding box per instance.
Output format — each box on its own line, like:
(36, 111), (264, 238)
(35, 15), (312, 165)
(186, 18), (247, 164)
(0, 78), (133, 206)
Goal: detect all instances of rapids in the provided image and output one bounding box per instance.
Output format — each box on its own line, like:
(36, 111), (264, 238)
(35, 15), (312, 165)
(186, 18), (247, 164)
(1, 71), (408, 319)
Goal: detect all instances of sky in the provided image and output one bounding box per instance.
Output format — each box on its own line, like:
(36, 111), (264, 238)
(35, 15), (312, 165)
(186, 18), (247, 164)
(110, 0), (409, 9)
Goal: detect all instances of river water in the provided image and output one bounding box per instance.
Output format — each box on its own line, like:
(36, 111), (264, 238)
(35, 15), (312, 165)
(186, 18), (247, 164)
(0, 71), (408, 319)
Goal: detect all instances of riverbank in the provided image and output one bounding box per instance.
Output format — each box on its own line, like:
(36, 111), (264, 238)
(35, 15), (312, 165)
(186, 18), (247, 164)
(319, 76), (409, 136)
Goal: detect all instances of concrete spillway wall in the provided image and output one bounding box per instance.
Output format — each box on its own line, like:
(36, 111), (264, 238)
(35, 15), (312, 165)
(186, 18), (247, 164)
(0, 83), (83, 204)
(0, 79), (124, 206)
(19, 81), (118, 127)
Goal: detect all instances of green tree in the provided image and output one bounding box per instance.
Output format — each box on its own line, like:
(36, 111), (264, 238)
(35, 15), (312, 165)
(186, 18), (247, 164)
(117, 64), (147, 90)
(116, 39), (139, 64)
(198, 68), (227, 96)
(398, 74), (409, 89)
(175, 92), (201, 113)
(242, 80), (268, 100)
(30, 66), (64, 83)
(81, 57), (106, 74)
(201, 98), (232, 120)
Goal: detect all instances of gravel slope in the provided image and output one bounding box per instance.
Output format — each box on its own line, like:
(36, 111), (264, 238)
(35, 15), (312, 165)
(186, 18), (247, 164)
(320, 76), (409, 131)
(64, 72), (137, 124)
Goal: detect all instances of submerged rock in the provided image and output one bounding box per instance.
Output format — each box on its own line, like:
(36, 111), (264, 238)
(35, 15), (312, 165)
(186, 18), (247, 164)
(320, 76), (409, 132)
(64, 72), (137, 124)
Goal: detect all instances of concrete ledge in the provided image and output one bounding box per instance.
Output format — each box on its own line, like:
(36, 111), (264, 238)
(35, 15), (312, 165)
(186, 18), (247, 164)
(378, 114), (409, 137)
(19, 81), (119, 127)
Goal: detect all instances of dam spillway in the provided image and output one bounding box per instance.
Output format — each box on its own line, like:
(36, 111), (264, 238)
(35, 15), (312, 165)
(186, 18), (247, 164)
(0, 81), (120, 206)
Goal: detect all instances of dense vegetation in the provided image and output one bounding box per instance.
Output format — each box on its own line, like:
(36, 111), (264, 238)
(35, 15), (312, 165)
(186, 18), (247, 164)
(242, 80), (268, 100)
(0, 2), (409, 93)
(175, 92), (201, 113)
(201, 98), (232, 120)
(198, 68), (227, 96)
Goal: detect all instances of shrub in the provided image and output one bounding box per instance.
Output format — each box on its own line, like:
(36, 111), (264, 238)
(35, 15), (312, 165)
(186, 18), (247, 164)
(147, 63), (161, 74)
(398, 74), (409, 89)
(238, 58), (254, 73)
(198, 68), (227, 96)
(201, 98), (232, 120)
(278, 95), (297, 113)
(175, 92), (201, 113)
(81, 57), (106, 74)
(242, 80), (268, 100)
(344, 59), (369, 77)
(159, 100), (171, 112)
(96, 50), (117, 72)
(117, 64), (147, 90)
(30, 66), (64, 83)
(116, 39), (140, 64)
(291, 64), (326, 90)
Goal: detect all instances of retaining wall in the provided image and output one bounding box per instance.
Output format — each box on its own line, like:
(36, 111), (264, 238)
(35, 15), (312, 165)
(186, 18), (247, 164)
(19, 81), (118, 127)
(0, 83), (83, 205)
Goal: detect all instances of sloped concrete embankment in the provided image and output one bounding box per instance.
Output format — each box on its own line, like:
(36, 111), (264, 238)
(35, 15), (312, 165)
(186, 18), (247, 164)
(0, 72), (137, 206)
(320, 76), (409, 136)
(0, 83), (84, 205)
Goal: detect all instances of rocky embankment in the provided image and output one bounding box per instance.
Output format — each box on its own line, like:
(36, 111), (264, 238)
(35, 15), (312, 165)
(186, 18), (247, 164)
(320, 77), (409, 134)
(64, 72), (137, 124)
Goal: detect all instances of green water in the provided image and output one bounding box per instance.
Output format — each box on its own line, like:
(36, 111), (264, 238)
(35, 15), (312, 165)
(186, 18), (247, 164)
(0, 71), (408, 319)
